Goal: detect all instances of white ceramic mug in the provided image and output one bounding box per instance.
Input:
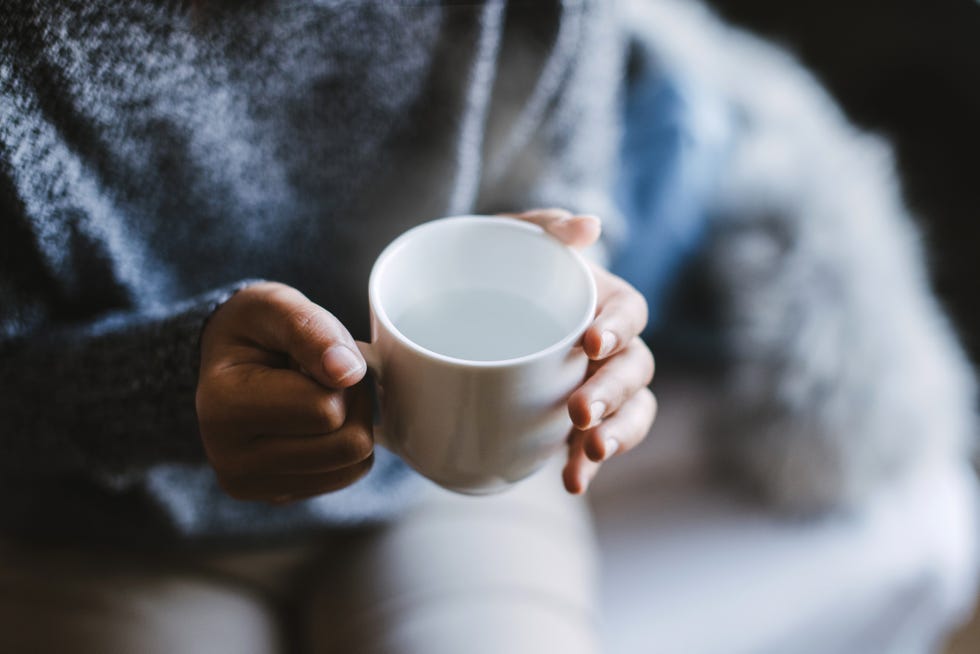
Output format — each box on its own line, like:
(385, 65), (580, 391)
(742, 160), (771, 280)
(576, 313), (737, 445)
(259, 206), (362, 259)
(356, 215), (597, 494)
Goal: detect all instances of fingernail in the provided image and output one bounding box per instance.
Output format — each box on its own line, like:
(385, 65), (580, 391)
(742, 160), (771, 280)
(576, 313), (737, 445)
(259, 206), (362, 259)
(603, 437), (620, 461)
(322, 344), (365, 383)
(548, 217), (577, 234)
(579, 470), (591, 494)
(589, 401), (606, 427)
(544, 208), (573, 222)
(598, 330), (618, 358)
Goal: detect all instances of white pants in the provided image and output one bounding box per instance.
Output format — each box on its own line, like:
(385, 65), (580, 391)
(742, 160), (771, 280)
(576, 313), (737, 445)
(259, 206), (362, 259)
(0, 459), (599, 654)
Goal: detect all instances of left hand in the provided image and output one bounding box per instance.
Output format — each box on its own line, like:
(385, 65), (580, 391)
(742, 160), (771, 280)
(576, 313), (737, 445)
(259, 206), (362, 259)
(506, 209), (658, 494)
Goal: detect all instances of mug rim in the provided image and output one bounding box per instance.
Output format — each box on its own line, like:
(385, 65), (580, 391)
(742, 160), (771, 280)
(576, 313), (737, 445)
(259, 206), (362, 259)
(368, 215), (598, 369)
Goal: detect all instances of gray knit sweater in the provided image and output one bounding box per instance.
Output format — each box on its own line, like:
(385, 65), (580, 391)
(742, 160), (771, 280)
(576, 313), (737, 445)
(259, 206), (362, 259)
(0, 0), (624, 545)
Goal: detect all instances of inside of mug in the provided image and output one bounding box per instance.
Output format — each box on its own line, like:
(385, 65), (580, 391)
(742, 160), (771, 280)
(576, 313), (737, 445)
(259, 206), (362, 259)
(373, 217), (595, 361)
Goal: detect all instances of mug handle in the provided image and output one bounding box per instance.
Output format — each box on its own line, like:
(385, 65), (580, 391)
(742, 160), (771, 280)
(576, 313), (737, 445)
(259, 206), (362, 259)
(355, 340), (382, 382)
(355, 340), (390, 450)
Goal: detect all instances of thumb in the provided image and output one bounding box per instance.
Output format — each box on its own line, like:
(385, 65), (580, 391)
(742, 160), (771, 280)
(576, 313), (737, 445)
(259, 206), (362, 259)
(246, 283), (366, 389)
(503, 208), (602, 249)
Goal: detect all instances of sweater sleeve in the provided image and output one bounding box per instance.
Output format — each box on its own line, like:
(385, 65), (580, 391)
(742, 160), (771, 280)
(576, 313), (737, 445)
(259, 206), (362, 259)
(0, 270), (255, 482)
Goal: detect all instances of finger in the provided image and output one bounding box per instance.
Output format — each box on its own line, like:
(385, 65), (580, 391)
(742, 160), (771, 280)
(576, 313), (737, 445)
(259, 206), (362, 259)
(503, 208), (602, 249)
(568, 337), (655, 429)
(562, 430), (601, 495)
(218, 454), (375, 503)
(244, 383), (374, 475)
(581, 269), (649, 360)
(197, 365), (347, 436)
(583, 388), (657, 463)
(237, 283), (366, 389)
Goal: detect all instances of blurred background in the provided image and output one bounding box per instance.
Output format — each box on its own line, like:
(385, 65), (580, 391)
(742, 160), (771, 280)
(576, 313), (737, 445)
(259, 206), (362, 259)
(704, 0), (980, 370)
(703, 1), (979, 650)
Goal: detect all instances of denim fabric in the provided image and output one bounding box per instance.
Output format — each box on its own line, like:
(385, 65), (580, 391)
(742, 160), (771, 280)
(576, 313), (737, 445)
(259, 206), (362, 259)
(612, 48), (732, 340)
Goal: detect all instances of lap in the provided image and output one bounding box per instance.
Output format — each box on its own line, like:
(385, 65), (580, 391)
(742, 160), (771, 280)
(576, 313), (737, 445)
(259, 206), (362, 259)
(304, 457), (600, 654)
(0, 543), (288, 654)
(0, 458), (598, 654)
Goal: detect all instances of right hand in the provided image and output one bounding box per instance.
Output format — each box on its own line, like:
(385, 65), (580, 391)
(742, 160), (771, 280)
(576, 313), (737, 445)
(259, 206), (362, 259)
(196, 282), (374, 504)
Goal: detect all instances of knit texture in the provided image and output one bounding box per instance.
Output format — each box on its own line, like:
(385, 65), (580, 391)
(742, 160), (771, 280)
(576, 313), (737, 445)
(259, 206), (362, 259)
(0, 0), (625, 546)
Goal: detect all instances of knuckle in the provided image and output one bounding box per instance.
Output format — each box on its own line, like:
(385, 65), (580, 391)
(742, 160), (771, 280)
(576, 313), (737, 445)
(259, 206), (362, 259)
(337, 428), (374, 464)
(284, 304), (326, 339)
(313, 393), (346, 432)
(256, 285), (307, 323)
(635, 339), (656, 384)
(630, 288), (650, 331)
(647, 388), (659, 413)
(629, 285), (648, 311)
(282, 303), (345, 352)
(596, 369), (631, 408)
(639, 387), (658, 417)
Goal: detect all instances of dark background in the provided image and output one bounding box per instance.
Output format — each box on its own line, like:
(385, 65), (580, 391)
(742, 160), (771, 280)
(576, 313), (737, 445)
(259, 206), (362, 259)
(704, 0), (980, 369)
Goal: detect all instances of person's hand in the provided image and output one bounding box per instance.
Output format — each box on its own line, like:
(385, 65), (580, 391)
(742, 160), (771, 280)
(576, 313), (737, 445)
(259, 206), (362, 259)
(196, 282), (374, 504)
(506, 209), (657, 494)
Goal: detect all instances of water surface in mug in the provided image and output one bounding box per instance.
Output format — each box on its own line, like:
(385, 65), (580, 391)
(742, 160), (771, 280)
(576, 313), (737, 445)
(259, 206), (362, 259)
(393, 288), (567, 361)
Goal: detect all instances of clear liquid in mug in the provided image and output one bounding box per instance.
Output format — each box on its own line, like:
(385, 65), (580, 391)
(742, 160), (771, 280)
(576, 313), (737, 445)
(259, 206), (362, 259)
(393, 288), (566, 361)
